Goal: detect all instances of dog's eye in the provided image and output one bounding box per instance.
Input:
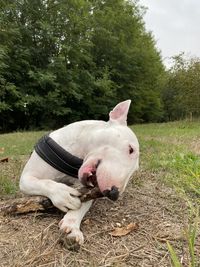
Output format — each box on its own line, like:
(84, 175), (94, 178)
(129, 145), (134, 154)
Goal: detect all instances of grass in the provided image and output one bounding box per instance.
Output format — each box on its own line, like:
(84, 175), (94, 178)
(0, 131), (46, 156)
(131, 121), (200, 267)
(0, 120), (200, 266)
(1, 121), (200, 200)
(0, 130), (46, 195)
(167, 209), (199, 267)
(132, 121), (200, 202)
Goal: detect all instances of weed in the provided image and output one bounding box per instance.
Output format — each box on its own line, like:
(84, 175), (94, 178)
(167, 241), (182, 267)
(167, 207), (199, 267)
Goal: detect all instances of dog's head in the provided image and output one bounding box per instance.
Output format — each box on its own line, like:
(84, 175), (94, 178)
(78, 100), (139, 201)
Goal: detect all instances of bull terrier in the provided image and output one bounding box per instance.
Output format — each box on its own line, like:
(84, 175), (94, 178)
(20, 100), (139, 244)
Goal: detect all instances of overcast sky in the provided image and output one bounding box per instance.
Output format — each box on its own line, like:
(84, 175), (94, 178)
(139, 0), (200, 67)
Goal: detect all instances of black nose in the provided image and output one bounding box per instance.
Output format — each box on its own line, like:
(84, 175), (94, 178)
(102, 186), (119, 201)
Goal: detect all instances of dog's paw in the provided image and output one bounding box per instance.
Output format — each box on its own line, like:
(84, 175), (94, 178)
(49, 183), (81, 212)
(67, 228), (84, 245)
(59, 218), (84, 245)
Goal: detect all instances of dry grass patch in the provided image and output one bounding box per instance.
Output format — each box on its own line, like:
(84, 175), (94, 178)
(1, 174), (196, 267)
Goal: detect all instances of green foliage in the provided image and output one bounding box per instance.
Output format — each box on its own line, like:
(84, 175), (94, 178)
(0, 0), (164, 131)
(162, 54), (200, 121)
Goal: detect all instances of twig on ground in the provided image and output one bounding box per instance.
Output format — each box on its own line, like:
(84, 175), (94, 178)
(0, 187), (103, 215)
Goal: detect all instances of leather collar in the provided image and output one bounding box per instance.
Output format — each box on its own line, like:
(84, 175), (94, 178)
(34, 134), (83, 178)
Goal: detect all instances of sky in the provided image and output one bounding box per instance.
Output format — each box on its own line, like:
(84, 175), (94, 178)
(138, 0), (200, 67)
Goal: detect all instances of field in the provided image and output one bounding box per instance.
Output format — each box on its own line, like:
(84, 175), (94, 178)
(0, 121), (200, 267)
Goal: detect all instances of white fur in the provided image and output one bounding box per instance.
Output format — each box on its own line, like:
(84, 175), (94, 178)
(19, 100), (139, 244)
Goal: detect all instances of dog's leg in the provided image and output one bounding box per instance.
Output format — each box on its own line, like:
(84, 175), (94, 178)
(20, 175), (81, 212)
(59, 200), (93, 245)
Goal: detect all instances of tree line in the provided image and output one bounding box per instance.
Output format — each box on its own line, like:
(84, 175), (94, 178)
(162, 54), (200, 121)
(0, 1), (199, 132)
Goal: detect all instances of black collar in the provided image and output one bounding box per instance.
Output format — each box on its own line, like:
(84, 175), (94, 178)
(34, 134), (83, 178)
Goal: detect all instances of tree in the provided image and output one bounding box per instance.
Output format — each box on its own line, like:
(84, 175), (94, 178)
(0, 0), (165, 131)
(91, 0), (164, 123)
(162, 54), (200, 121)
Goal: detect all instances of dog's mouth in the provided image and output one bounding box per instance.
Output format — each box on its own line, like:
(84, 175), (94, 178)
(80, 159), (101, 188)
(83, 172), (97, 187)
(79, 159), (120, 201)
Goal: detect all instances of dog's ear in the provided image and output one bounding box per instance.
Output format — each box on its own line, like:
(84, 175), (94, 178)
(109, 100), (131, 125)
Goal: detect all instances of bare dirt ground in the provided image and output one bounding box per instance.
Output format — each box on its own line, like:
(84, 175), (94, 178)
(1, 171), (198, 267)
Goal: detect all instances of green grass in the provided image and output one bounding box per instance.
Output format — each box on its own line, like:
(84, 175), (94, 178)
(0, 130), (46, 195)
(0, 121), (200, 201)
(131, 121), (200, 266)
(166, 209), (199, 267)
(132, 121), (200, 202)
(0, 131), (46, 156)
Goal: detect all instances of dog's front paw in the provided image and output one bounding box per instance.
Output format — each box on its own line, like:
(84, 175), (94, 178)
(59, 218), (84, 245)
(49, 183), (81, 212)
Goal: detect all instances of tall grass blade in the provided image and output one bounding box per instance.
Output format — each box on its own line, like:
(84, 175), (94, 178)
(167, 241), (183, 267)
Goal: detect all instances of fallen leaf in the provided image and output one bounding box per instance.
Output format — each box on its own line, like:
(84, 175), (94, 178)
(110, 222), (139, 237)
(0, 157), (9, 163)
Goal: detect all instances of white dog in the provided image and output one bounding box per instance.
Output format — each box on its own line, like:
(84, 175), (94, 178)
(20, 100), (139, 244)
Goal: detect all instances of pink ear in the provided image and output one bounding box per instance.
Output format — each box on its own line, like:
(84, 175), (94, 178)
(109, 100), (131, 125)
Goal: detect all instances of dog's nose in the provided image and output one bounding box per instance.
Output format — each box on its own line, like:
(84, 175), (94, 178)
(102, 186), (119, 201)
